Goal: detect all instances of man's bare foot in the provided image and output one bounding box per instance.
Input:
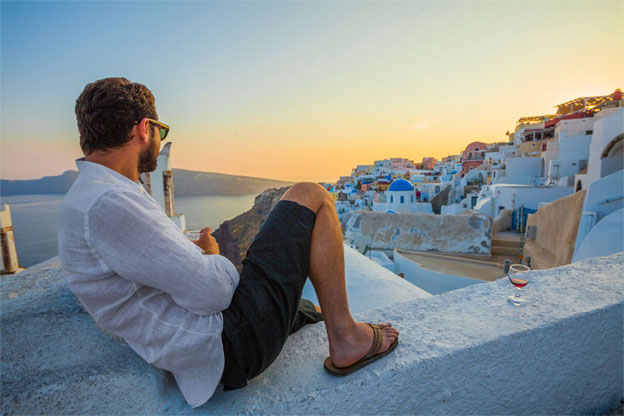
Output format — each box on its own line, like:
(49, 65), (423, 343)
(328, 322), (399, 368)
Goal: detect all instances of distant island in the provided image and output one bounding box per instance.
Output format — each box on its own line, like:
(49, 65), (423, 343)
(0, 169), (294, 197)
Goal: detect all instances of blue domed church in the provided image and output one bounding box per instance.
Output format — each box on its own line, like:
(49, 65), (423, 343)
(373, 178), (433, 214)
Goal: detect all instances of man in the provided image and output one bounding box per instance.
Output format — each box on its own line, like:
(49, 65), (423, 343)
(58, 77), (399, 408)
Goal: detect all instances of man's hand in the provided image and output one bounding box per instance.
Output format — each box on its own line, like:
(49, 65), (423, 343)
(192, 228), (220, 255)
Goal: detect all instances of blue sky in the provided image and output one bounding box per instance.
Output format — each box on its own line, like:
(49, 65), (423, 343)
(2, 1), (623, 181)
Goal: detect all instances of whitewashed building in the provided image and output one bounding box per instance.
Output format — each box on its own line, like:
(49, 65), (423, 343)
(373, 179), (433, 214)
(547, 132), (591, 185)
(418, 182), (451, 202)
(473, 184), (573, 217)
(493, 156), (544, 185)
(585, 107), (624, 187)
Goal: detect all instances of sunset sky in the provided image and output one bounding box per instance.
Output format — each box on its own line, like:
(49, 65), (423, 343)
(1, 1), (623, 183)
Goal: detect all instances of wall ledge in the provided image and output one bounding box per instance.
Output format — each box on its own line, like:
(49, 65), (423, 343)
(1, 253), (622, 414)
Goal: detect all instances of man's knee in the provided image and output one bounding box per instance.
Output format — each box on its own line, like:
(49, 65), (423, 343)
(281, 182), (332, 213)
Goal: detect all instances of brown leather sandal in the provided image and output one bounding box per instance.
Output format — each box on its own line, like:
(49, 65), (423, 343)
(323, 323), (399, 376)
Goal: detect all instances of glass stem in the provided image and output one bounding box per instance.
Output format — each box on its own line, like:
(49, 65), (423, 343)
(515, 287), (522, 299)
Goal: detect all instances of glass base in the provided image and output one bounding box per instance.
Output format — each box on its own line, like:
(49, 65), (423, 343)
(507, 295), (527, 306)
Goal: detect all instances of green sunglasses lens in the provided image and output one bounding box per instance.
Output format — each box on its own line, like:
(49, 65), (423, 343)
(160, 128), (167, 140)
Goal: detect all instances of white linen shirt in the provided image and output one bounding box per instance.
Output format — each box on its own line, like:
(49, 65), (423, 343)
(58, 158), (240, 407)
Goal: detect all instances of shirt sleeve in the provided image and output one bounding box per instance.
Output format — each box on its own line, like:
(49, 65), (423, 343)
(87, 190), (240, 316)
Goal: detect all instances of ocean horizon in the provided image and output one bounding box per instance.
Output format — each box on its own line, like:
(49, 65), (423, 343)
(0, 193), (258, 268)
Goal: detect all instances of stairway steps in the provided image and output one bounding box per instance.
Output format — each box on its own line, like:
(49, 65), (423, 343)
(491, 245), (523, 256)
(491, 239), (523, 248)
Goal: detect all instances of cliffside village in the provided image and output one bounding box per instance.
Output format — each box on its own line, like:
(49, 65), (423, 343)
(327, 89), (622, 221)
(2, 89), (622, 294)
(322, 89), (623, 286)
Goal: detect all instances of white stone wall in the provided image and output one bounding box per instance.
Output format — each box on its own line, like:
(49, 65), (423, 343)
(372, 202), (433, 214)
(343, 211), (492, 254)
(548, 132), (591, 183)
(574, 169), (624, 256)
(302, 245), (431, 314)
(587, 108), (624, 186)
(497, 156), (543, 185)
(394, 250), (483, 295)
(441, 200), (470, 215)
(555, 116), (594, 140)
(491, 185), (573, 212)
(2, 252), (621, 414)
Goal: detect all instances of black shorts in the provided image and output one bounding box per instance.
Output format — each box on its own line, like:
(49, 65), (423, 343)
(220, 200), (323, 390)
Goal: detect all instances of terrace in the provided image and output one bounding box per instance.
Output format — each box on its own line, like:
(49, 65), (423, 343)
(1, 247), (622, 414)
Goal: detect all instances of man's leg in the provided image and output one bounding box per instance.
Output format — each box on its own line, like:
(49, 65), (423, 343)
(280, 183), (399, 368)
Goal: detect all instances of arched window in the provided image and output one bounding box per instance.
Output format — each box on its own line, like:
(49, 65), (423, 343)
(390, 196), (394, 203)
(400, 195), (404, 204)
(411, 195), (414, 202)
(600, 133), (624, 178)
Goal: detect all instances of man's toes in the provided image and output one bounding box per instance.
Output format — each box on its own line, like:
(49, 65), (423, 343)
(383, 332), (398, 340)
(382, 326), (399, 336)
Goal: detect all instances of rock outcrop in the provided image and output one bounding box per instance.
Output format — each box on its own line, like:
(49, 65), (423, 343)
(212, 186), (290, 271)
(430, 185), (451, 215)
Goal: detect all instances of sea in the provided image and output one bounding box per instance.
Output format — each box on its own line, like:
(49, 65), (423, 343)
(0, 193), (258, 268)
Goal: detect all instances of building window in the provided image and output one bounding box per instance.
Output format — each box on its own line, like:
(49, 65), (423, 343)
(390, 196), (393, 203)
(435, 186), (440, 193)
(411, 195), (414, 202)
(586, 130), (593, 135)
(400, 196), (404, 204)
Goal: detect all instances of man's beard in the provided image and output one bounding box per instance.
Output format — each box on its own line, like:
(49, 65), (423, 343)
(138, 130), (159, 173)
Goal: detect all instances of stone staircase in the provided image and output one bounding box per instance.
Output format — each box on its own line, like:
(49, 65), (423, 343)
(491, 231), (524, 256)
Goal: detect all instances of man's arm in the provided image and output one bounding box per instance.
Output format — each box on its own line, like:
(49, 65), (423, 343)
(87, 190), (239, 316)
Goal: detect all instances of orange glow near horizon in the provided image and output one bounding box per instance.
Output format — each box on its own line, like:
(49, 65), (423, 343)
(1, 1), (623, 183)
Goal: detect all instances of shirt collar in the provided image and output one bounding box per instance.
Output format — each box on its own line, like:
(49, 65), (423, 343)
(75, 158), (147, 194)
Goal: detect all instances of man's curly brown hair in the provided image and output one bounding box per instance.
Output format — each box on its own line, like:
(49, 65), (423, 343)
(75, 77), (158, 155)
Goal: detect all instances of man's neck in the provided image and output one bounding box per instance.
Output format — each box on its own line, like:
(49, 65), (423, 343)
(85, 151), (140, 182)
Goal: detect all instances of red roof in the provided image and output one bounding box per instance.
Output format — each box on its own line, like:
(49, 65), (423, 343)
(544, 111), (593, 128)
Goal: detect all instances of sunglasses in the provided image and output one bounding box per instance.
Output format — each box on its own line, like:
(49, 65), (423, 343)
(136, 118), (170, 140)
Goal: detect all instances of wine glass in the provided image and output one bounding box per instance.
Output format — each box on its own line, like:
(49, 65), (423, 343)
(507, 264), (531, 306)
(186, 230), (201, 241)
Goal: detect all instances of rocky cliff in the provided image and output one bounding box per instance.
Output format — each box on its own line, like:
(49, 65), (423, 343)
(212, 186), (291, 271)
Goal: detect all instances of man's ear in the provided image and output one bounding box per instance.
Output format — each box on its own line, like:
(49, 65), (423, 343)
(134, 118), (151, 144)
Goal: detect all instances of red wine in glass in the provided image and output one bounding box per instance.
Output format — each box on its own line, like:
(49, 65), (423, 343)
(509, 277), (528, 288)
(507, 264), (530, 306)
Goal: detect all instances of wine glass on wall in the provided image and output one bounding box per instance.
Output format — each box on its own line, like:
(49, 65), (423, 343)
(507, 264), (531, 306)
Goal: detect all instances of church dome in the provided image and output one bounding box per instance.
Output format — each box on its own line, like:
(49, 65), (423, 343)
(388, 179), (415, 192)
